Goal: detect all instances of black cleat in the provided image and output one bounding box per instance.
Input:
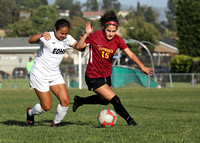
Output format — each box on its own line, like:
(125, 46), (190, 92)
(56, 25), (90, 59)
(73, 95), (81, 112)
(51, 122), (63, 127)
(27, 107), (34, 126)
(127, 118), (138, 126)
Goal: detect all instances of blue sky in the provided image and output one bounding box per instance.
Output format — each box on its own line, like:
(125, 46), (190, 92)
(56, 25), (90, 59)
(48, 0), (168, 8)
(122, 0), (168, 7)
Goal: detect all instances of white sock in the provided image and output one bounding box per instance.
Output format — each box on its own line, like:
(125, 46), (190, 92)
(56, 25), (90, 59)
(54, 104), (69, 124)
(29, 103), (45, 116)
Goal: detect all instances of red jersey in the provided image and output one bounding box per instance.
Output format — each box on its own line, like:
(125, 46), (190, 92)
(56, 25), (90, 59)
(85, 30), (127, 78)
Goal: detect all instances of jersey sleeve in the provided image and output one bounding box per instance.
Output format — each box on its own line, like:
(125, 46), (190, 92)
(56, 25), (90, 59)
(67, 34), (77, 46)
(39, 37), (45, 45)
(117, 36), (128, 50)
(39, 37), (45, 43)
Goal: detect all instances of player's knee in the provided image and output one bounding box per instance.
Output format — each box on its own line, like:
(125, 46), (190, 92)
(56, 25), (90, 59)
(41, 103), (52, 111)
(60, 97), (70, 106)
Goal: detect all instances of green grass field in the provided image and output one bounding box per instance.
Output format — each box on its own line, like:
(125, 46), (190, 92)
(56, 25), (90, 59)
(0, 87), (199, 143)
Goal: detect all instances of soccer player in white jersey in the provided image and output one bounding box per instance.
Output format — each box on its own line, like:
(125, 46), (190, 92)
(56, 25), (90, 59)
(27, 19), (84, 127)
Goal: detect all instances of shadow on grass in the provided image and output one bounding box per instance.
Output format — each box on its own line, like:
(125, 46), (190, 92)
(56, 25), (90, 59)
(39, 120), (90, 126)
(1, 120), (27, 126)
(0, 120), (90, 127)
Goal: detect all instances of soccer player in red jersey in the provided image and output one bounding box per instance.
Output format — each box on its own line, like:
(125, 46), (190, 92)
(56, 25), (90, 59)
(73, 10), (153, 126)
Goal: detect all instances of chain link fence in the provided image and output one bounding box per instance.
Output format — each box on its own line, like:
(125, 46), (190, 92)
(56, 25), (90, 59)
(0, 71), (200, 89)
(155, 73), (200, 88)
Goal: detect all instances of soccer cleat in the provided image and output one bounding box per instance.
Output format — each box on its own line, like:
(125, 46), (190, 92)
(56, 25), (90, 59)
(73, 95), (82, 112)
(51, 122), (62, 127)
(26, 107), (34, 126)
(127, 118), (138, 126)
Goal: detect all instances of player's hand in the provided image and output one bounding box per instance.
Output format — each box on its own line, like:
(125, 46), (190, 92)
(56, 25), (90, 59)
(42, 32), (51, 41)
(85, 21), (93, 35)
(141, 66), (153, 76)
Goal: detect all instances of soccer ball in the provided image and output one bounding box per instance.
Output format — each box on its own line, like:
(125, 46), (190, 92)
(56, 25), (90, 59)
(98, 109), (117, 127)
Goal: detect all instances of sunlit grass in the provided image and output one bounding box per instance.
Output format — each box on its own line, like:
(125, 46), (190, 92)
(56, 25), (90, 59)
(0, 88), (200, 143)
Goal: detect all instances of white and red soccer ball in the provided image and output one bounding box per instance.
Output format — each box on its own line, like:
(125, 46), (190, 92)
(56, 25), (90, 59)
(98, 109), (117, 127)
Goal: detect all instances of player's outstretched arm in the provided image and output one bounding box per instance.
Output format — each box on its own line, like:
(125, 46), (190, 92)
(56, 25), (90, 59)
(28, 32), (50, 44)
(123, 47), (153, 76)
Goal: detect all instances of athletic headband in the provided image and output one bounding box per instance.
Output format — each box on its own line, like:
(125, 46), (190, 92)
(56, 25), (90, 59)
(105, 21), (118, 26)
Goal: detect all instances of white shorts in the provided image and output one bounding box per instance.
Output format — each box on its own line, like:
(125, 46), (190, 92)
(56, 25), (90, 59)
(30, 74), (65, 92)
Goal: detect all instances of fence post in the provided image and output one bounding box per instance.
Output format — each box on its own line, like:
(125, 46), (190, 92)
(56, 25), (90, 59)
(148, 75), (150, 88)
(78, 51), (82, 89)
(192, 73), (194, 88)
(8, 76), (11, 88)
(169, 74), (173, 88)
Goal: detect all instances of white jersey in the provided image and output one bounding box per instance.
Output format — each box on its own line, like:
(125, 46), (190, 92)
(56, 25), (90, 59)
(31, 31), (76, 80)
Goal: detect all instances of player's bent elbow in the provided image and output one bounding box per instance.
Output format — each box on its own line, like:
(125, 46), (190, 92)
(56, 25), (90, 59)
(75, 46), (86, 52)
(28, 39), (33, 44)
(28, 39), (38, 44)
(79, 47), (86, 52)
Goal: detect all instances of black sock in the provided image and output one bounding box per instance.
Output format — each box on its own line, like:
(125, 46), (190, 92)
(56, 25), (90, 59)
(110, 95), (132, 122)
(80, 95), (109, 105)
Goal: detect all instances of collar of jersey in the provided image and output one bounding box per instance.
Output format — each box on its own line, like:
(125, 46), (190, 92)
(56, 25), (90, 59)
(50, 31), (67, 42)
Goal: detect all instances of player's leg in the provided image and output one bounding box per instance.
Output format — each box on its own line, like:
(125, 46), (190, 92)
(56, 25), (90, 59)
(73, 95), (109, 112)
(95, 85), (137, 126)
(50, 84), (70, 126)
(73, 76), (110, 112)
(27, 89), (51, 125)
(72, 76), (137, 125)
(27, 73), (51, 125)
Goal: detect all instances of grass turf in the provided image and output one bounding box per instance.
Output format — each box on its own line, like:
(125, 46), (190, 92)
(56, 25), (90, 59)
(0, 87), (199, 143)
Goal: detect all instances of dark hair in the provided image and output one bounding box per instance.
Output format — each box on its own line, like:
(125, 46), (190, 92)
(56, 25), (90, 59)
(55, 19), (71, 31)
(100, 10), (119, 28)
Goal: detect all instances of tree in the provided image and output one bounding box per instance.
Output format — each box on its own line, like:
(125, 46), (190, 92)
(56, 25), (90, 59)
(6, 20), (37, 37)
(83, 0), (99, 11)
(144, 7), (159, 23)
(6, 5), (58, 37)
(68, 16), (86, 40)
(41, 0), (48, 5)
(165, 0), (177, 31)
(135, 2), (165, 38)
(55, 0), (82, 18)
(136, 2), (159, 24)
(125, 14), (161, 47)
(135, 2), (144, 17)
(55, 0), (73, 10)
(101, 0), (121, 11)
(20, 0), (48, 9)
(176, 0), (200, 57)
(69, 2), (82, 19)
(0, 0), (19, 28)
(30, 5), (59, 33)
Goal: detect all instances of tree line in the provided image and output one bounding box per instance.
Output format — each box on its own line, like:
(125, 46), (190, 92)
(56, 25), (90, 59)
(0, 0), (200, 58)
(0, 0), (164, 44)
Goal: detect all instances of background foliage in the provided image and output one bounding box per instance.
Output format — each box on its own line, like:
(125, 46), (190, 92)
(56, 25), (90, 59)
(0, 0), (19, 28)
(176, 0), (200, 57)
(170, 55), (193, 73)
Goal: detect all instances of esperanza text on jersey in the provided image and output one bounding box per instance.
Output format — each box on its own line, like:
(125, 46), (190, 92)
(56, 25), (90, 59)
(52, 48), (66, 54)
